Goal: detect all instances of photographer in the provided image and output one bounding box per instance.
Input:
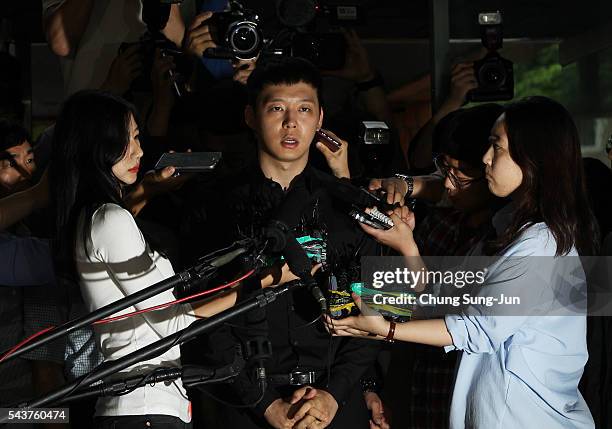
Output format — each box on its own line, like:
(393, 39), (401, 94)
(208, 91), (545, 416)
(315, 29), (406, 178)
(0, 122), (54, 287)
(408, 62), (477, 172)
(0, 121), (67, 422)
(325, 29), (394, 128)
(42, 0), (185, 95)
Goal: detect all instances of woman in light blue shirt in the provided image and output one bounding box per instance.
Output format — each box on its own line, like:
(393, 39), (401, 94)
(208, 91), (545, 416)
(328, 96), (598, 428)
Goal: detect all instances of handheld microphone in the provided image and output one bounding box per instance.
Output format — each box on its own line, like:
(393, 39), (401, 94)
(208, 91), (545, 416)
(264, 184), (328, 313)
(280, 224), (327, 313)
(325, 178), (398, 213)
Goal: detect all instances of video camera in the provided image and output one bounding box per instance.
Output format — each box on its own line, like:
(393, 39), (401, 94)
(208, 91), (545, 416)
(467, 11), (514, 102)
(270, 0), (365, 70)
(205, 1), (263, 60)
(203, 0), (364, 71)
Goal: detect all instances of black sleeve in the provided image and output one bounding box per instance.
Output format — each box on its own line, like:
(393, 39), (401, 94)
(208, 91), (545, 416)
(0, 233), (56, 287)
(360, 347), (392, 392)
(325, 336), (383, 406)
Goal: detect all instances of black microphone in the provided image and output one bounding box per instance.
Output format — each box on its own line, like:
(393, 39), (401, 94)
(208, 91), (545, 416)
(264, 184), (328, 313)
(325, 178), (398, 213)
(259, 218), (326, 312)
(261, 220), (288, 253)
(279, 224), (327, 313)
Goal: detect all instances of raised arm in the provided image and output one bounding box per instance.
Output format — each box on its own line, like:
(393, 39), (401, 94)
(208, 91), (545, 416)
(408, 62), (477, 170)
(0, 169), (49, 230)
(42, 0), (94, 57)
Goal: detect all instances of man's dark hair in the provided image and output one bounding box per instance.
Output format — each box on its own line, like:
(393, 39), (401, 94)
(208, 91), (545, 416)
(433, 103), (504, 169)
(0, 119), (29, 154)
(246, 57), (323, 108)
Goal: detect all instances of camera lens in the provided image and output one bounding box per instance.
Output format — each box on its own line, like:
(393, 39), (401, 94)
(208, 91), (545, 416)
(229, 23), (260, 57)
(478, 61), (507, 88)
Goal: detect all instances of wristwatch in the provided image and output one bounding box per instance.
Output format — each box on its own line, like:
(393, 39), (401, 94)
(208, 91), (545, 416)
(394, 174), (414, 198)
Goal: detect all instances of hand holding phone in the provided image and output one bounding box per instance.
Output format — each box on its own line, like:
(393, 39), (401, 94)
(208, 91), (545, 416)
(349, 206), (394, 230)
(154, 152), (221, 173)
(315, 129), (342, 152)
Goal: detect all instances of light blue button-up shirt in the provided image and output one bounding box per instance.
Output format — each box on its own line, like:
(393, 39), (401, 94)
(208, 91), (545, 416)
(444, 222), (594, 429)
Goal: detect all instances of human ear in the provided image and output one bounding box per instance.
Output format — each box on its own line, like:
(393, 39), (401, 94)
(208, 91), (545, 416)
(317, 107), (324, 129)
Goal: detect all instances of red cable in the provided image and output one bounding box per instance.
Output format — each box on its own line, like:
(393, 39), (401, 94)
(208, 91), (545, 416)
(0, 269), (255, 362)
(0, 326), (56, 363)
(93, 269), (255, 325)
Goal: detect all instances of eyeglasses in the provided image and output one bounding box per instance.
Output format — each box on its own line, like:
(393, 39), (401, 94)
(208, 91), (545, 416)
(433, 154), (484, 189)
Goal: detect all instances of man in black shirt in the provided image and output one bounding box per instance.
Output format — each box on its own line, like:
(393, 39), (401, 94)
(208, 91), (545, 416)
(195, 57), (381, 429)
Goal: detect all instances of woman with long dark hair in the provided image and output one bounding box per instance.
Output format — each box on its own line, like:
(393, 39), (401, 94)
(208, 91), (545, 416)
(328, 96), (597, 428)
(49, 90), (238, 429)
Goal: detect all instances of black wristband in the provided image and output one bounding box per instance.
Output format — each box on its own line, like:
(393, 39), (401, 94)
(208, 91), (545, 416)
(355, 73), (384, 92)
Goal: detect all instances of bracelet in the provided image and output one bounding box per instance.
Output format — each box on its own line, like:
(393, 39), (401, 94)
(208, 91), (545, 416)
(385, 321), (396, 343)
(394, 174), (414, 198)
(360, 378), (381, 393)
(355, 72), (384, 92)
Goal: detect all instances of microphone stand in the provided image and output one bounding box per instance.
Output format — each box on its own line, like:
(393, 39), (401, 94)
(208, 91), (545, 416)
(0, 240), (253, 364)
(15, 281), (300, 409)
(53, 345), (246, 404)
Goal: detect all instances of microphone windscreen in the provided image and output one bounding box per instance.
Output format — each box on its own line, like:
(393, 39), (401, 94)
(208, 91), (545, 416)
(282, 232), (313, 278)
(262, 221), (288, 253)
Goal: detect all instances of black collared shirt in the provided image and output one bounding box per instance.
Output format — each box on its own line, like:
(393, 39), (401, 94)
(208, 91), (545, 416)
(188, 162), (381, 416)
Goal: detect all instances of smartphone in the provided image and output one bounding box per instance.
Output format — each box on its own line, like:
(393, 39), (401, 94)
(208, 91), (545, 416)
(154, 152), (222, 173)
(349, 207), (393, 230)
(315, 129), (342, 152)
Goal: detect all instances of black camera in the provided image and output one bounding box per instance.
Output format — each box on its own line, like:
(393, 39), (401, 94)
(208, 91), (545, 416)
(468, 12), (514, 102)
(265, 0), (354, 70)
(205, 1), (263, 60)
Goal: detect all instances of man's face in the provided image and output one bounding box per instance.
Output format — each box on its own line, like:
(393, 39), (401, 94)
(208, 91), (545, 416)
(246, 82), (323, 164)
(0, 140), (36, 195)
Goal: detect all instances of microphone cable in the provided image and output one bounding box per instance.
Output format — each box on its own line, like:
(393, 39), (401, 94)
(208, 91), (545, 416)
(0, 269), (256, 363)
